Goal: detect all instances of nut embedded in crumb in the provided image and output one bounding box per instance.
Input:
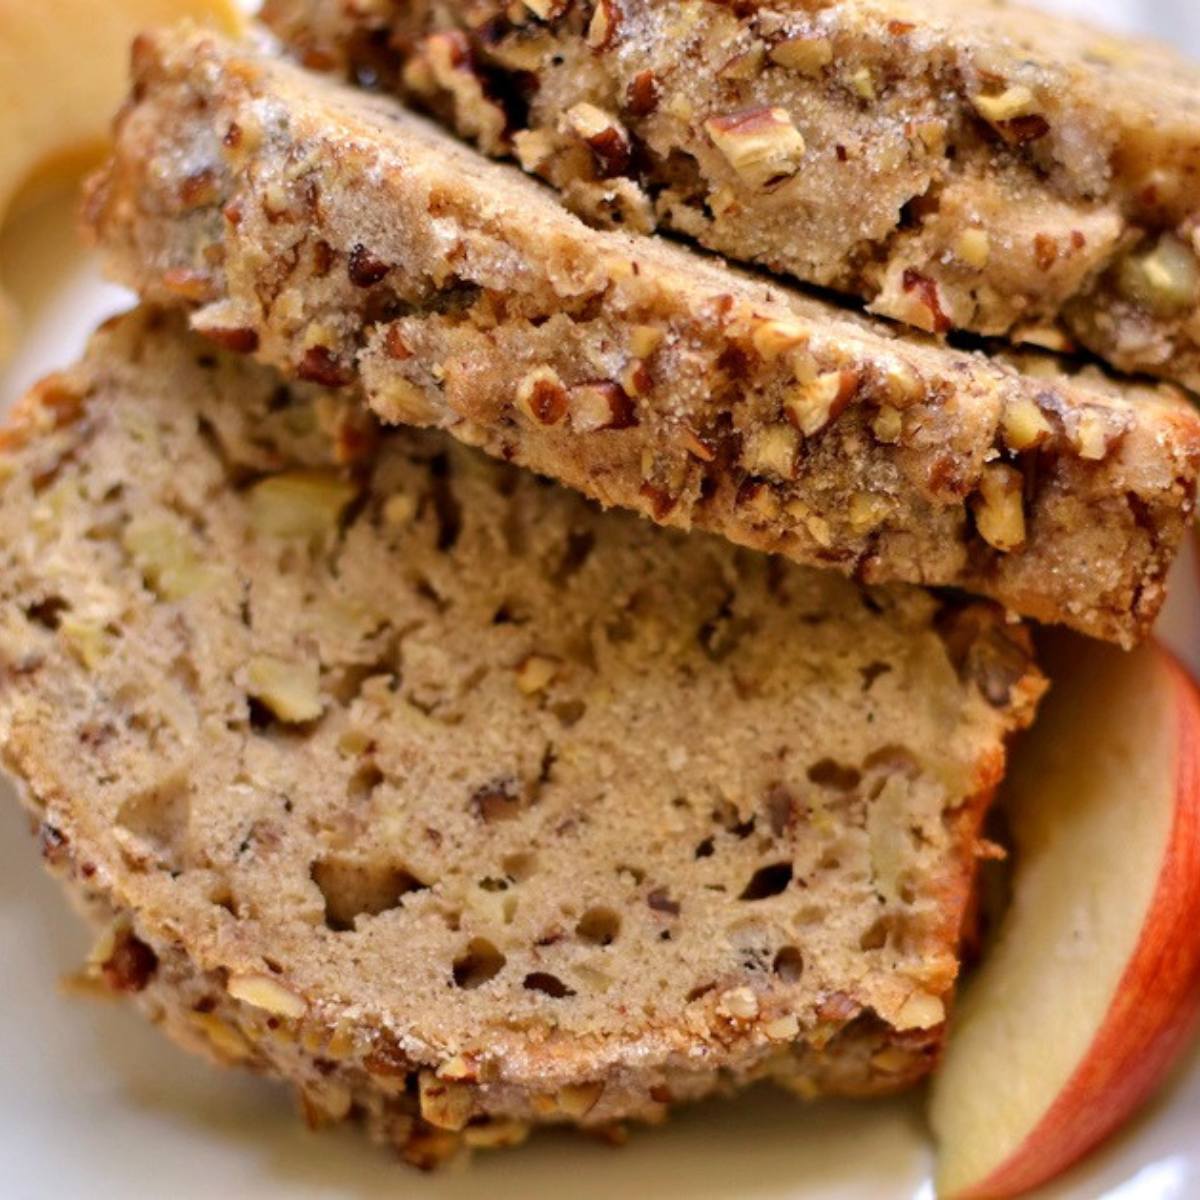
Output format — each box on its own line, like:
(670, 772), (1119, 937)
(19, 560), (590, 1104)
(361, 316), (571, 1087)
(436, 1054), (476, 1081)
(717, 986), (759, 1020)
(227, 972), (307, 1017)
(122, 515), (219, 601)
(412, 32), (507, 155)
(383, 493), (418, 526)
(1116, 234), (1200, 317)
(522, 0), (564, 19)
(763, 1013), (801, 1040)
(879, 360), (922, 407)
(515, 654), (558, 694)
(970, 85), (1037, 123)
(955, 228), (991, 269)
(247, 654), (323, 722)
(894, 990), (945, 1030)
(555, 1081), (604, 1118)
(189, 1011), (254, 1060)
(462, 1119), (531, 1149)
(871, 1045), (915, 1072)
(60, 616), (111, 669)
(847, 67), (876, 100)
(248, 470), (357, 541)
(374, 375), (441, 425)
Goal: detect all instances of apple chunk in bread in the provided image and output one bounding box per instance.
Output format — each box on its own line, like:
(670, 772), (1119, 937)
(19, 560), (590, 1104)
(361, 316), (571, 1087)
(931, 637), (1200, 1199)
(0, 0), (243, 356)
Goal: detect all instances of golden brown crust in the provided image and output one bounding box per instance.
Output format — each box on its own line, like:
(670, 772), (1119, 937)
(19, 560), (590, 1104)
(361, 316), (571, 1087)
(0, 308), (1042, 1157)
(262, 0), (1200, 391)
(84, 29), (1200, 645)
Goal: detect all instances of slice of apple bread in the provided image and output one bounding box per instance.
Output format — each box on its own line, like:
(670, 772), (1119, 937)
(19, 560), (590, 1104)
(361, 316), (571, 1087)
(0, 308), (1041, 1161)
(264, 0), (1200, 391)
(84, 29), (1200, 646)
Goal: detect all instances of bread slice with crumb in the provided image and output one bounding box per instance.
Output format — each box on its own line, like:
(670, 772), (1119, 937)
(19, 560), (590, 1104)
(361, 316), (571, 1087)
(0, 309), (1041, 1162)
(83, 28), (1200, 647)
(264, 0), (1200, 391)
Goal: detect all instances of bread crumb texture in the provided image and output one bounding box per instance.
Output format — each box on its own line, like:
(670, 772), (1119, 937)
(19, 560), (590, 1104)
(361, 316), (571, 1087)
(0, 311), (1043, 1160)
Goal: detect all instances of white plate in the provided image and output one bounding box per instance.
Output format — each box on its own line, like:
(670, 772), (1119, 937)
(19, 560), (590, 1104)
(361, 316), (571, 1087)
(2, 4), (1199, 1196)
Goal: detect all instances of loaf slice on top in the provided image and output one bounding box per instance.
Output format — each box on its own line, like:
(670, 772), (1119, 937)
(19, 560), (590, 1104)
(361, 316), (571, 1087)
(265, 0), (1200, 390)
(0, 308), (1042, 1162)
(85, 28), (1200, 646)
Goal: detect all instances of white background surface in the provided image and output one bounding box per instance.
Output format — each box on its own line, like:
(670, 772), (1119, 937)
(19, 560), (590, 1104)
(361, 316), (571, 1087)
(2, 3), (1200, 1198)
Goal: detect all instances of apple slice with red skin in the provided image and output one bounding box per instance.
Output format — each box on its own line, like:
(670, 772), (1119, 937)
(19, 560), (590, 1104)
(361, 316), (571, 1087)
(930, 636), (1200, 1199)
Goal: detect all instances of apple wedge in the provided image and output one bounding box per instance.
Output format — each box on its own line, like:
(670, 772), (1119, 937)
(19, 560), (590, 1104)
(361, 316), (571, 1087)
(0, 0), (244, 357)
(930, 636), (1200, 1199)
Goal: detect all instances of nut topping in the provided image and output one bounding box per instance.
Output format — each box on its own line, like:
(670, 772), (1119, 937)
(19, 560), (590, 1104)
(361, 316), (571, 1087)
(743, 424), (799, 479)
(1001, 397), (1053, 452)
(705, 107), (807, 188)
(347, 243), (390, 287)
(515, 366), (569, 425)
(564, 103), (632, 178)
(872, 406), (903, 444)
(586, 0), (618, 50)
(568, 381), (637, 432)
(848, 492), (891, 534)
(1071, 408), (1119, 461)
(407, 32), (507, 154)
(629, 325), (664, 358)
(783, 370), (856, 436)
(625, 69), (660, 116)
(769, 36), (833, 75)
(418, 1070), (475, 1130)
(973, 464), (1026, 552)
(751, 317), (809, 361)
(718, 44), (766, 81)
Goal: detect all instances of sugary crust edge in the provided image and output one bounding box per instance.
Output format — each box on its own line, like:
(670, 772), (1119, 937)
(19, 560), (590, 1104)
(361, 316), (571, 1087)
(82, 28), (1200, 646)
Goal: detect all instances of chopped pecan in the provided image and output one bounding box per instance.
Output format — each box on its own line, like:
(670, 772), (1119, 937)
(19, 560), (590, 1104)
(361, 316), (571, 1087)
(705, 107), (806, 188)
